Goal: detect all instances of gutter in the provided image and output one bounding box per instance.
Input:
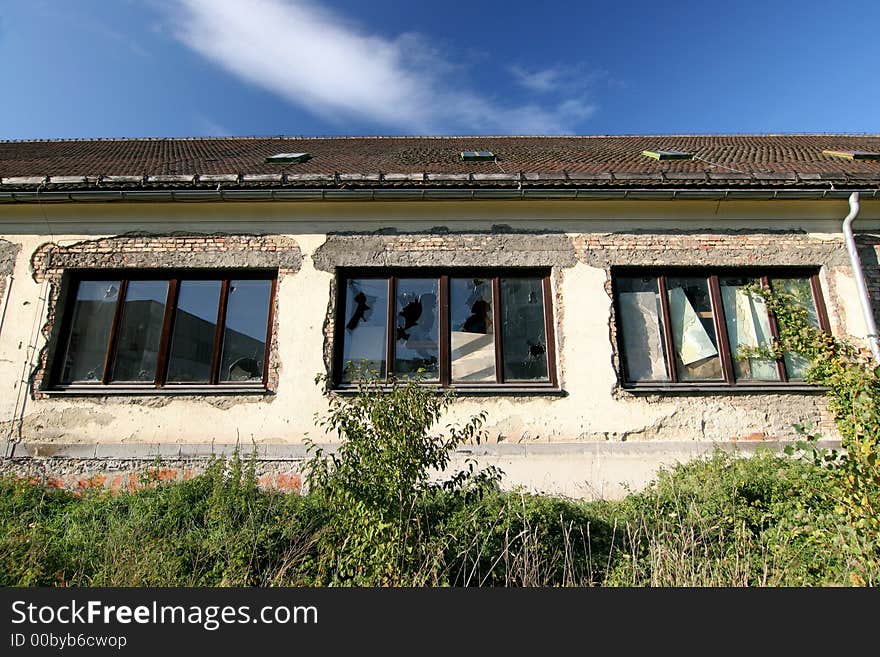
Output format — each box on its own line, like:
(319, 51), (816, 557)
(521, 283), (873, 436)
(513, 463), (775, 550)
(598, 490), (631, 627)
(841, 191), (880, 364)
(0, 187), (878, 203)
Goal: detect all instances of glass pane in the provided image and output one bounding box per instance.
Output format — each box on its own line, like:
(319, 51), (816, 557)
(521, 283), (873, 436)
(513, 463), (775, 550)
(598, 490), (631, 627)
(617, 276), (670, 382)
(220, 280), (272, 382)
(59, 280), (120, 382)
(500, 277), (549, 381)
(666, 277), (723, 381)
(341, 278), (388, 381)
(719, 277), (780, 381)
(166, 280), (222, 383)
(771, 277), (820, 380)
(111, 280), (169, 382)
(451, 277), (496, 382)
(394, 278), (439, 380)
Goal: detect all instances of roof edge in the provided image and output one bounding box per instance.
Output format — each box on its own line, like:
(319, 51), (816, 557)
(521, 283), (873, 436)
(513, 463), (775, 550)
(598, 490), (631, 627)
(1, 186), (877, 204)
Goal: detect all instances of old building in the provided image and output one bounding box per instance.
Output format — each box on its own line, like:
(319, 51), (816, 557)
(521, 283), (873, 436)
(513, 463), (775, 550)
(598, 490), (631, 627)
(1, 135), (878, 498)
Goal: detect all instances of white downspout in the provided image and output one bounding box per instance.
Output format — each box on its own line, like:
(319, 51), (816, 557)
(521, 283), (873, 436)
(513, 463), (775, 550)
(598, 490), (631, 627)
(841, 191), (880, 364)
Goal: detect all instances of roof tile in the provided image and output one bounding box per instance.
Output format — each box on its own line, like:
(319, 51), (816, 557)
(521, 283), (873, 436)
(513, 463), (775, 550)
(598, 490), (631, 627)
(0, 135), (878, 190)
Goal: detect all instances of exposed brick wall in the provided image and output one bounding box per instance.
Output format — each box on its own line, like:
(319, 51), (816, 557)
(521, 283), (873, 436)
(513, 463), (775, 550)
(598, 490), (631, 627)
(0, 457), (304, 494)
(573, 229), (849, 270)
(855, 234), (880, 328)
(28, 232), (302, 397)
(311, 226), (577, 271)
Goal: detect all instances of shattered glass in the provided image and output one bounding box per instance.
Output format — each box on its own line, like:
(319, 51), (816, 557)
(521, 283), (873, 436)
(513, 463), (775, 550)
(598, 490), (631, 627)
(451, 277), (496, 382)
(394, 278), (439, 380)
(341, 278), (388, 381)
(500, 277), (549, 381)
(617, 276), (669, 381)
(720, 277), (779, 381)
(771, 277), (819, 380)
(666, 277), (722, 381)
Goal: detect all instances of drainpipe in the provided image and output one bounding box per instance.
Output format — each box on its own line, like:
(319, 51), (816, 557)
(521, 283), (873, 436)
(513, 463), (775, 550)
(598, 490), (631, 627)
(841, 191), (880, 365)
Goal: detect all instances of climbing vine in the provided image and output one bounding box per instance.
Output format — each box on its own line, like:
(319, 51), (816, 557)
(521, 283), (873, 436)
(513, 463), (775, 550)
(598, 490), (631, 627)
(743, 281), (880, 580)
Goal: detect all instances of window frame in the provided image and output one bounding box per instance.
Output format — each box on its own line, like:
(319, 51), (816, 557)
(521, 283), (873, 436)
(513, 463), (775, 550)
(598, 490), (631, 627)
(332, 267), (558, 390)
(612, 266), (830, 390)
(48, 269), (277, 392)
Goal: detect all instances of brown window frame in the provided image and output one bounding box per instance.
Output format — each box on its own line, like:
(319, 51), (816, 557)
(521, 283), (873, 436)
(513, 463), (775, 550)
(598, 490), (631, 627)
(612, 267), (830, 390)
(333, 268), (558, 390)
(48, 269), (277, 392)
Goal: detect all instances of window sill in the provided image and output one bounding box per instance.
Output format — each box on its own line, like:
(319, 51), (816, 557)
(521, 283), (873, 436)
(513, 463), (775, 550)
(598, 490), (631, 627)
(332, 384), (565, 396)
(621, 383), (829, 395)
(44, 384), (271, 396)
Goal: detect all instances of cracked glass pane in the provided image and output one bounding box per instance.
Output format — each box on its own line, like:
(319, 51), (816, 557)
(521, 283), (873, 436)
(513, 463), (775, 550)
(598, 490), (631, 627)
(394, 278), (439, 380)
(220, 279), (272, 382)
(451, 277), (496, 382)
(167, 280), (222, 383)
(617, 276), (669, 382)
(720, 277), (779, 381)
(60, 280), (120, 383)
(500, 277), (549, 381)
(666, 277), (723, 381)
(341, 278), (388, 381)
(771, 277), (819, 380)
(111, 280), (168, 382)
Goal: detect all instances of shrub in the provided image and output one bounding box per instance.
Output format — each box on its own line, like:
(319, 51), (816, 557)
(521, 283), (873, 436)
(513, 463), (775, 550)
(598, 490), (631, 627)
(304, 373), (502, 585)
(603, 449), (867, 586)
(746, 282), (880, 582)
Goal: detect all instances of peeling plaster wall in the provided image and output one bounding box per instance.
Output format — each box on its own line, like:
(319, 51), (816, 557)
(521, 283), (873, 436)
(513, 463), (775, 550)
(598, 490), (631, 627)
(0, 198), (879, 494)
(0, 238), (21, 337)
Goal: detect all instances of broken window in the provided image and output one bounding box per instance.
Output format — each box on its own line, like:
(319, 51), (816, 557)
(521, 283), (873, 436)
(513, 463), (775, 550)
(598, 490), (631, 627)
(666, 277), (723, 381)
(52, 272), (275, 389)
(615, 269), (828, 387)
(220, 280), (273, 382)
(719, 277), (779, 381)
(451, 277), (496, 382)
(395, 278), (439, 380)
(771, 277), (821, 380)
(335, 270), (555, 388)
(341, 278), (389, 382)
(617, 276), (669, 382)
(500, 277), (548, 381)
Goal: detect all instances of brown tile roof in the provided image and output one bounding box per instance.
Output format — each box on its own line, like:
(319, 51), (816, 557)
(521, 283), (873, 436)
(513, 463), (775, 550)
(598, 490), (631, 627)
(1, 134), (880, 191)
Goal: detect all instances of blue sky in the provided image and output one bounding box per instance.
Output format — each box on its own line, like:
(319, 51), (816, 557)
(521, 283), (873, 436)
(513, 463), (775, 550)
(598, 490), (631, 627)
(1, 0), (878, 139)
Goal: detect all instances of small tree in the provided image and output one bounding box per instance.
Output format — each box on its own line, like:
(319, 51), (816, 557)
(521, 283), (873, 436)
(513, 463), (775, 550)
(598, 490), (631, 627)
(304, 371), (502, 585)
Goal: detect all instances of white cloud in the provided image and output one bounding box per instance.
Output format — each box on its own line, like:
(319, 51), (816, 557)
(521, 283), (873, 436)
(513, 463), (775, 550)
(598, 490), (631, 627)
(509, 65), (566, 94)
(194, 114), (232, 137)
(167, 0), (597, 134)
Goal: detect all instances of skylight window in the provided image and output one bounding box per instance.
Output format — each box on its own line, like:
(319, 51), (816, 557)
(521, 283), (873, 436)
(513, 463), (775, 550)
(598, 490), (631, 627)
(264, 152), (311, 163)
(642, 149), (694, 161)
(460, 151), (495, 162)
(822, 149), (880, 161)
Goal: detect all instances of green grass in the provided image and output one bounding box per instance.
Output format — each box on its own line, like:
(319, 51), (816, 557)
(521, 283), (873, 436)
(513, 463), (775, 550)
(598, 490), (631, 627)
(1, 449), (874, 586)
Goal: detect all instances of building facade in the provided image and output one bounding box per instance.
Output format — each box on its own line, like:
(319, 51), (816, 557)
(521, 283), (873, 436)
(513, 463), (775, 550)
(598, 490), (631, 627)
(1, 135), (878, 498)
